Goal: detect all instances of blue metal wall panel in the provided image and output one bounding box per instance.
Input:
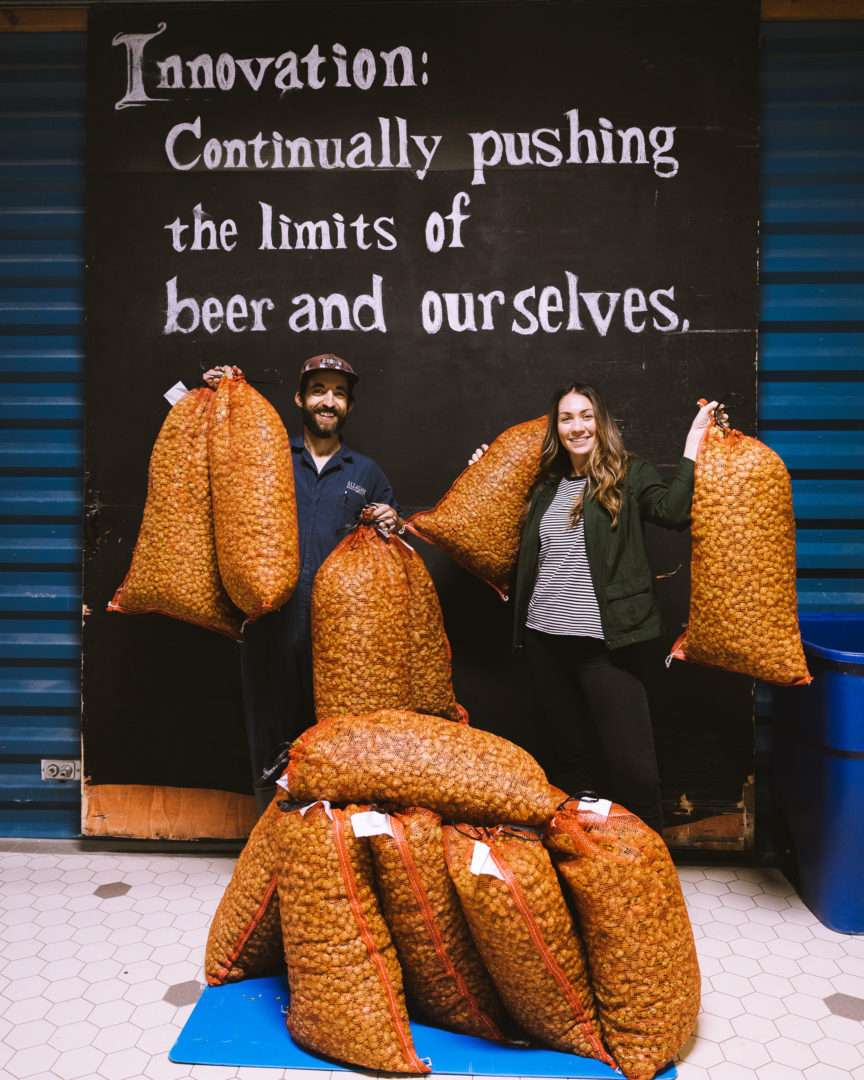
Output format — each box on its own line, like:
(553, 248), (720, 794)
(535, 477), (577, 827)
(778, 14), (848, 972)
(760, 382), (864, 420)
(792, 479), (864, 518)
(0, 31), (84, 838)
(760, 331), (864, 371)
(0, 524), (82, 564)
(0, 476), (82, 517)
(0, 714), (78, 757)
(761, 23), (864, 613)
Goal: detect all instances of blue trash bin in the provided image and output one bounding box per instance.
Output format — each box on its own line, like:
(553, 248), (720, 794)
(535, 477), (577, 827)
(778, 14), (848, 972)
(774, 614), (864, 933)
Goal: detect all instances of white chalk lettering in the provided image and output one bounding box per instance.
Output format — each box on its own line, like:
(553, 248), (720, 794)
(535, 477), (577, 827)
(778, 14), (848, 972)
(165, 203), (237, 252)
(258, 202), (397, 252)
(116, 27), (429, 107)
(425, 192), (471, 252)
(467, 109), (678, 185)
(287, 275), (386, 333)
(419, 274), (686, 336)
(163, 116), (441, 180)
(113, 22), (170, 109)
(163, 277), (274, 334)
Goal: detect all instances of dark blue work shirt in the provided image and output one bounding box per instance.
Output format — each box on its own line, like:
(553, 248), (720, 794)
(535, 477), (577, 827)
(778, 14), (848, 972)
(285, 433), (396, 640)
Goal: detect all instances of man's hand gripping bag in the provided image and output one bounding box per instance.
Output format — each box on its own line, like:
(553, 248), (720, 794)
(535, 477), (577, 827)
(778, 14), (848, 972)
(312, 525), (464, 723)
(108, 388), (242, 638)
(671, 409), (810, 685)
(274, 802), (428, 1074)
(209, 367), (300, 621)
(406, 416), (546, 598)
(546, 801), (700, 1080)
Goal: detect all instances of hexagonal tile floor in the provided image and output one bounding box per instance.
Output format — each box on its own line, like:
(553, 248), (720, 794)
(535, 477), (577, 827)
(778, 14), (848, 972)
(1, 847), (862, 1079)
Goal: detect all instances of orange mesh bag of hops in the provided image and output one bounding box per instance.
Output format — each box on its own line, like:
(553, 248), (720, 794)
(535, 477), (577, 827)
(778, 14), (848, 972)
(284, 710), (558, 826)
(209, 367), (300, 620)
(546, 801), (700, 1080)
(275, 802), (428, 1074)
(108, 388), (242, 638)
(205, 798), (283, 985)
(402, 533), (469, 722)
(366, 806), (507, 1040)
(671, 409), (810, 685)
(312, 526), (464, 723)
(443, 825), (614, 1066)
(406, 416), (546, 598)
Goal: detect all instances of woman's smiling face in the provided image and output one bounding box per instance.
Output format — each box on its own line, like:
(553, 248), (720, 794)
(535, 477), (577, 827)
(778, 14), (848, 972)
(557, 391), (597, 468)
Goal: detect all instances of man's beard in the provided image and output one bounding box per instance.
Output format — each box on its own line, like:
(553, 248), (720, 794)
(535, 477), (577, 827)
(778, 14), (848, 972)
(301, 404), (347, 438)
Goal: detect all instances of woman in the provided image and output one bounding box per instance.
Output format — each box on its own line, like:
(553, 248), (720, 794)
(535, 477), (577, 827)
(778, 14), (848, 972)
(481, 385), (716, 833)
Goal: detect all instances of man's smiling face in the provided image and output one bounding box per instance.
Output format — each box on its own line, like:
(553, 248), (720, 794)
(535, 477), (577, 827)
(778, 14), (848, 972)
(295, 370), (353, 438)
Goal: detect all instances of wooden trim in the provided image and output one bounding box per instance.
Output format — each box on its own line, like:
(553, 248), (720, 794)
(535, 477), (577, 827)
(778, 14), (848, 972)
(82, 782), (257, 840)
(0, 6), (87, 32)
(763, 0), (864, 16)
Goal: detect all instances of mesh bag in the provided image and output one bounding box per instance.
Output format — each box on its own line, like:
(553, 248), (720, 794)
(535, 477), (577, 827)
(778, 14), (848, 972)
(406, 416), (546, 598)
(285, 710), (558, 826)
(108, 388), (242, 638)
(671, 417), (810, 685)
(313, 526), (464, 723)
(367, 807), (507, 1039)
(443, 825), (613, 1066)
(275, 802), (428, 1074)
(205, 798), (283, 985)
(546, 801), (700, 1080)
(209, 368), (300, 620)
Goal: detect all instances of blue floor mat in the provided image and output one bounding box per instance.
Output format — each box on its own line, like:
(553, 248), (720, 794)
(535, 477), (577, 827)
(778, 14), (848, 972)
(170, 975), (677, 1077)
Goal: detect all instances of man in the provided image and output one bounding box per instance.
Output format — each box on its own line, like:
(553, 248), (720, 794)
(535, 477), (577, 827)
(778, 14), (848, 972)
(205, 354), (398, 810)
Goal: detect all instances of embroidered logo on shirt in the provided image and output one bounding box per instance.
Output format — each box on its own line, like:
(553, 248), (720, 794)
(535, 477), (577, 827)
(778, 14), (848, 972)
(346, 480), (367, 497)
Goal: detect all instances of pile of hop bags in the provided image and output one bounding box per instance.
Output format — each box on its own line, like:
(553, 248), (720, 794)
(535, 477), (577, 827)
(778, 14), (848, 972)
(196, 404), (809, 1076)
(205, 710), (701, 1080)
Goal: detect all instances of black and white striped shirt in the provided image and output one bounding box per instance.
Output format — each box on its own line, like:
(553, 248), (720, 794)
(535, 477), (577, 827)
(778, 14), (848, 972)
(525, 477), (604, 639)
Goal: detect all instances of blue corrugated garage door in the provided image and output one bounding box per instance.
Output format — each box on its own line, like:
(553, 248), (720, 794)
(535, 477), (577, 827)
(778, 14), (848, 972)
(761, 22), (864, 611)
(0, 21), (860, 839)
(0, 29), (83, 837)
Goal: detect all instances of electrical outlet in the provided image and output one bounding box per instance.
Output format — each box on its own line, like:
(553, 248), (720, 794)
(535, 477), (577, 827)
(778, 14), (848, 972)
(41, 759), (81, 783)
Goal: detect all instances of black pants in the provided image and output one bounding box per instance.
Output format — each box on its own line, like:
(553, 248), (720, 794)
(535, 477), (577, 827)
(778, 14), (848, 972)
(240, 607), (315, 813)
(523, 629), (664, 832)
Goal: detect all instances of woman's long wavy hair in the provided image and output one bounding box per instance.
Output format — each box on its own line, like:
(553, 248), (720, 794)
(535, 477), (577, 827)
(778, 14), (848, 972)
(534, 382), (630, 527)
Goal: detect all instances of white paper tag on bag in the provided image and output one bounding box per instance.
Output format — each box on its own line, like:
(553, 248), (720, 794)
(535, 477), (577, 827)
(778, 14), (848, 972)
(300, 800), (333, 820)
(350, 811), (394, 838)
(469, 840), (505, 881)
(164, 380), (190, 406)
(578, 797), (612, 818)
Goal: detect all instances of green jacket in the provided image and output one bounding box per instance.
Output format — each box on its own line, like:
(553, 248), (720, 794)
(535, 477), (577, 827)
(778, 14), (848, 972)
(512, 456), (695, 650)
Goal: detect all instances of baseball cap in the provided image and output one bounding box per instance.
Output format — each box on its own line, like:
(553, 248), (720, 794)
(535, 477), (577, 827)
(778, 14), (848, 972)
(298, 353), (358, 387)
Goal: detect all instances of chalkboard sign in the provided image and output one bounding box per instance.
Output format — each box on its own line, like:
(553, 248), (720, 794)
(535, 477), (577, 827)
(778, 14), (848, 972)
(84, 0), (759, 841)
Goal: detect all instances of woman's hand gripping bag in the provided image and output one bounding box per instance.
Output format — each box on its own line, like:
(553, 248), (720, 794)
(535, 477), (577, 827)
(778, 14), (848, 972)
(443, 825), (614, 1066)
(366, 807), (507, 1040)
(108, 388), (242, 638)
(312, 526), (464, 722)
(209, 367), (300, 620)
(546, 800), (700, 1080)
(205, 797), (283, 985)
(274, 802), (429, 1074)
(671, 413), (811, 685)
(406, 416), (546, 598)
